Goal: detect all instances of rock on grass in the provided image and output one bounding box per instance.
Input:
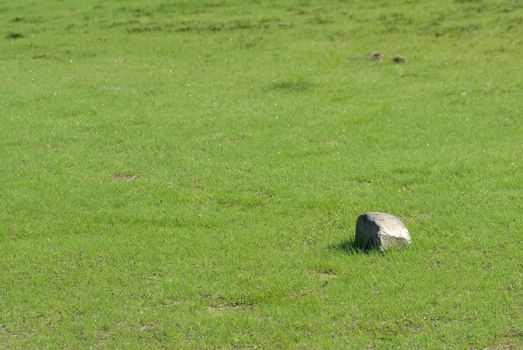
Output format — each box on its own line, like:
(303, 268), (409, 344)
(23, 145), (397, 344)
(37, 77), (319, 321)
(355, 212), (411, 251)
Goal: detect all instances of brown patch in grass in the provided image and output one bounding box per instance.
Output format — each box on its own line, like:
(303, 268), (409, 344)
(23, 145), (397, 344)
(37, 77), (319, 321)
(114, 172), (138, 181)
(207, 301), (254, 313)
(0, 324), (10, 333)
(192, 179), (204, 188)
(96, 329), (115, 347)
(230, 132), (251, 141)
(471, 345), (518, 350)
(287, 290), (315, 300)
(312, 269), (338, 280)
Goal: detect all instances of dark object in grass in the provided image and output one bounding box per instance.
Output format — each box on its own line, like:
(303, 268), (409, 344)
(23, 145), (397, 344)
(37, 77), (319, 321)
(372, 52), (383, 61)
(393, 55), (407, 63)
(355, 212), (411, 251)
(6, 32), (24, 40)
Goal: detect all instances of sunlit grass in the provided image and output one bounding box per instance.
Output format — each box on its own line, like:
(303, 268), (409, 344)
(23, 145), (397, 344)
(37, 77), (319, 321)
(1, 0), (522, 348)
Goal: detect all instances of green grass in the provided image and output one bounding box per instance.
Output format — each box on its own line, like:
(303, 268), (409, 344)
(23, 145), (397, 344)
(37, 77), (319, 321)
(1, 0), (522, 348)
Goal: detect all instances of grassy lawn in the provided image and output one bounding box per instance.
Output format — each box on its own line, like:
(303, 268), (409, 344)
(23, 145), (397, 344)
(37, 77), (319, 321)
(1, 0), (522, 348)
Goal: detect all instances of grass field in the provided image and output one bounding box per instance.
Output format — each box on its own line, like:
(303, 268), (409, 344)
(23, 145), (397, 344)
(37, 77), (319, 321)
(1, 0), (522, 348)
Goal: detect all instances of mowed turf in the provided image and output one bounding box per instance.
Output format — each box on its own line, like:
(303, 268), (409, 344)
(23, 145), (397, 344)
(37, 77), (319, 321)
(1, 0), (522, 348)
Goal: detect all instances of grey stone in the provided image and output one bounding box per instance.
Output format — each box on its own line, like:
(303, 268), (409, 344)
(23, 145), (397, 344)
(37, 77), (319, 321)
(355, 212), (411, 251)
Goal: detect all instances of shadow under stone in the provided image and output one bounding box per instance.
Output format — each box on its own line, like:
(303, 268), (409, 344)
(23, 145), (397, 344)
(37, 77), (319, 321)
(329, 239), (375, 255)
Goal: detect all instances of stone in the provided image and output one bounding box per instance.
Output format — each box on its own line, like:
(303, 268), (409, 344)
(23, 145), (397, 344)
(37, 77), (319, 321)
(355, 212), (411, 251)
(392, 55), (407, 63)
(371, 52), (383, 61)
